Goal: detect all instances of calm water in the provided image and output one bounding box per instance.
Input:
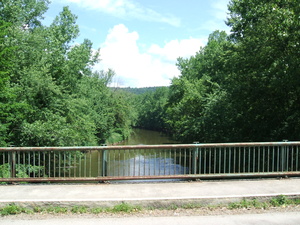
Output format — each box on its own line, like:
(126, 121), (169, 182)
(85, 129), (187, 179)
(106, 129), (186, 177)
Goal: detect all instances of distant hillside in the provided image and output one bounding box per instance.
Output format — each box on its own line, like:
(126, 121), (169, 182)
(112, 86), (168, 95)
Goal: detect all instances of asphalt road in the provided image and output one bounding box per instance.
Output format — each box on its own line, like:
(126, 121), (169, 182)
(1, 211), (300, 225)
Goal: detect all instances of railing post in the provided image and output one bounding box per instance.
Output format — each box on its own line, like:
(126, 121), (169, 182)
(192, 142), (199, 174)
(10, 151), (16, 179)
(102, 149), (107, 177)
(282, 140), (288, 171)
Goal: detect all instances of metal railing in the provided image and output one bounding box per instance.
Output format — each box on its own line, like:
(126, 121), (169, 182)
(0, 142), (300, 182)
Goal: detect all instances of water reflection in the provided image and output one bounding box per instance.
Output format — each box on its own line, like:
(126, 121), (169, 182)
(107, 154), (188, 177)
(80, 129), (188, 179)
(105, 129), (187, 178)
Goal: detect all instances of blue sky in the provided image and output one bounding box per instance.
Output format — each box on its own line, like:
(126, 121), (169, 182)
(45, 0), (231, 87)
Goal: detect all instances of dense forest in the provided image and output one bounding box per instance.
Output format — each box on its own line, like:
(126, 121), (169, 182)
(114, 87), (162, 95)
(1, 0), (299, 147)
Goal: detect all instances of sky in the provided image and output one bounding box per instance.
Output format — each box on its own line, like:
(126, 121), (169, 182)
(44, 0), (231, 87)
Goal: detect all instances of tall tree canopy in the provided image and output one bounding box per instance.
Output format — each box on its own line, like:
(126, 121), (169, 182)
(165, 0), (300, 143)
(226, 0), (300, 141)
(0, 0), (136, 147)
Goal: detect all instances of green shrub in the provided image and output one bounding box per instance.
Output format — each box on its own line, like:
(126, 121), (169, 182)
(0, 204), (29, 216)
(71, 206), (88, 214)
(110, 203), (141, 213)
(270, 195), (290, 207)
(46, 206), (68, 214)
(90, 207), (104, 214)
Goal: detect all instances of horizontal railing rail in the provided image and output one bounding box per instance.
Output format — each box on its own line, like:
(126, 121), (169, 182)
(0, 142), (300, 182)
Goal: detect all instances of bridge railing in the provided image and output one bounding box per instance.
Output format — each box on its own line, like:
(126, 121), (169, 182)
(0, 142), (300, 182)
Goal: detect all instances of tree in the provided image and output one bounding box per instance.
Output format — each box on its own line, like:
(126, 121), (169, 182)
(48, 6), (80, 88)
(0, 20), (13, 146)
(135, 87), (169, 131)
(0, 1), (137, 147)
(166, 1), (300, 143)
(108, 89), (137, 143)
(166, 31), (232, 143)
(0, 0), (49, 28)
(226, 0), (300, 141)
(0, 19), (31, 146)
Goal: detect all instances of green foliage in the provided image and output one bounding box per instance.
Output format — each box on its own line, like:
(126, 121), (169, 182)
(228, 196), (297, 210)
(110, 202), (141, 213)
(107, 89), (137, 142)
(0, 19), (30, 147)
(90, 207), (104, 214)
(118, 86), (164, 95)
(0, 0), (49, 28)
(0, 204), (30, 216)
(106, 132), (123, 144)
(0, 163), (44, 179)
(50, 6), (79, 46)
(166, 204), (179, 210)
(166, 1), (300, 143)
(0, 1), (137, 149)
(0, 20), (11, 146)
(135, 87), (169, 131)
(224, 0), (300, 141)
(166, 31), (232, 143)
(228, 199), (257, 209)
(46, 206), (68, 214)
(0, 164), (10, 178)
(270, 195), (290, 207)
(20, 113), (97, 146)
(71, 206), (88, 214)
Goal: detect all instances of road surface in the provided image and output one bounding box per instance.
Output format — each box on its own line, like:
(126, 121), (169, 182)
(1, 211), (300, 225)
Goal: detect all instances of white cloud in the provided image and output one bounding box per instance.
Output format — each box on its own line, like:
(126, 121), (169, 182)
(148, 38), (205, 62)
(212, 0), (230, 20)
(94, 24), (205, 87)
(53, 0), (180, 27)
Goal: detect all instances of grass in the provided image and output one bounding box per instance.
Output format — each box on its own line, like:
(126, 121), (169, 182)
(228, 195), (297, 210)
(46, 206), (69, 214)
(70, 206), (88, 214)
(0, 195), (299, 216)
(0, 204), (32, 216)
(181, 203), (203, 209)
(228, 199), (267, 209)
(110, 202), (141, 213)
(90, 207), (104, 214)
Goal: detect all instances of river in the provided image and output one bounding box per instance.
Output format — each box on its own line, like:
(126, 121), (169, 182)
(104, 128), (186, 178)
(82, 129), (187, 180)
